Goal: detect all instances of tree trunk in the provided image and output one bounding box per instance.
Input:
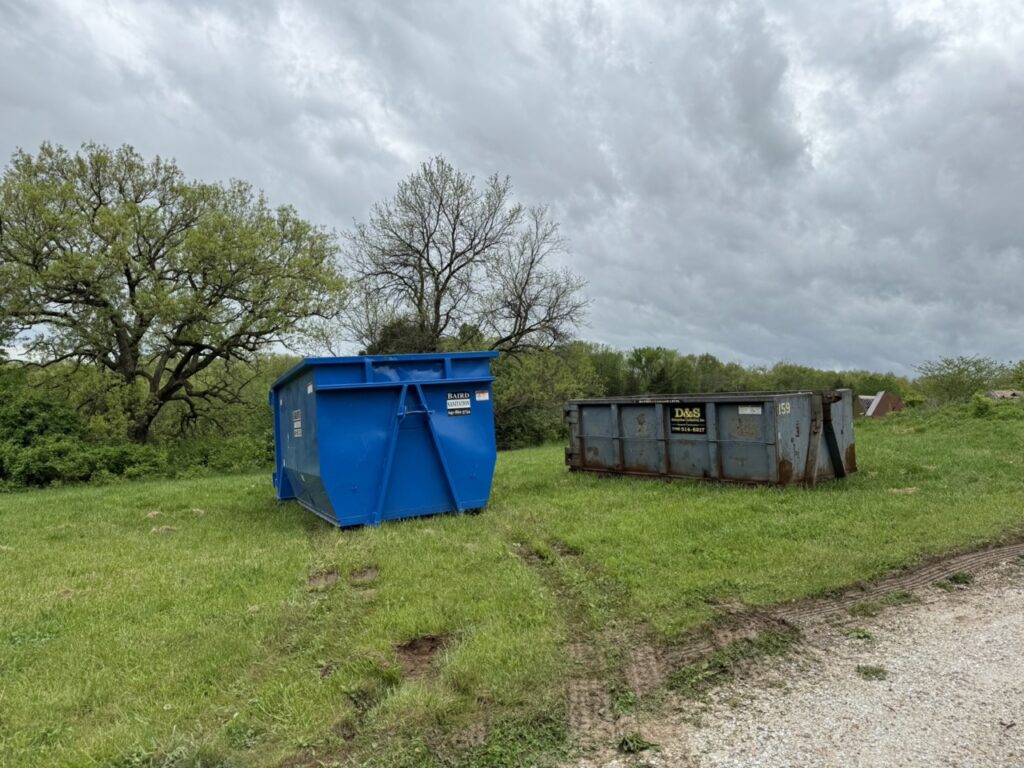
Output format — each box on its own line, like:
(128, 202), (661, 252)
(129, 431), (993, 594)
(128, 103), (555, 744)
(127, 406), (159, 444)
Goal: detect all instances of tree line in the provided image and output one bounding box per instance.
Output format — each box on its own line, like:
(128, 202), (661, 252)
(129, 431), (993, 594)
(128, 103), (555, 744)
(1, 143), (1020, 487)
(0, 144), (585, 445)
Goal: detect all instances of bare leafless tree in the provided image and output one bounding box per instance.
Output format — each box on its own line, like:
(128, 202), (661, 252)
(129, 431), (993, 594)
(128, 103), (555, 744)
(481, 206), (588, 352)
(343, 156), (587, 354)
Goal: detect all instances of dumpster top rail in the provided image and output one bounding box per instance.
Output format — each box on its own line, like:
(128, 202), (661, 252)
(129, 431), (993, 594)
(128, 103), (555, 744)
(566, 389), (844, 405)
(271, 351), (499, 392)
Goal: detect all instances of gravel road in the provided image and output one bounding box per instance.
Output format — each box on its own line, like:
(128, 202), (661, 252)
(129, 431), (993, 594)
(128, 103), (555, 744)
(582, 555), (1024, 768)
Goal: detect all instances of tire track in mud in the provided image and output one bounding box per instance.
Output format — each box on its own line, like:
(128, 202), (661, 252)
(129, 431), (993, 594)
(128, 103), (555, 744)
(520, 539), (1024, 748)
(655, 541), (1024, 689)
(773, 540), (1024, 624)
(566, 643), (615, 744)
(514, 544), (621, 745)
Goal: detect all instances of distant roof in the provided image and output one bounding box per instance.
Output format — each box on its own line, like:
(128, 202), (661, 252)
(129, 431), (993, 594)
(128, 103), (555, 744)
(865, 390), (903, 417)
(986, 389), (1023, 399)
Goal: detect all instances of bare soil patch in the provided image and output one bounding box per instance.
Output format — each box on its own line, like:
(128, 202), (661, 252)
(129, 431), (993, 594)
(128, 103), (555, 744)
(349, 565), (379, 586)
(552, 540), (582, 557)
(306, 569), (338, 589)
(396, 634), (449, 679)
(513, 542), (545, 565)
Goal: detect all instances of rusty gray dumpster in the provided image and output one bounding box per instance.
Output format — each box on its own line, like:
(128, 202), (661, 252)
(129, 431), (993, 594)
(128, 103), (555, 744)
(564, 390), (856, 485)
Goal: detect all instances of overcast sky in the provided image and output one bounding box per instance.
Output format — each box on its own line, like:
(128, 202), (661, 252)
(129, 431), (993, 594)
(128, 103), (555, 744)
(3, 0), (1022, 374)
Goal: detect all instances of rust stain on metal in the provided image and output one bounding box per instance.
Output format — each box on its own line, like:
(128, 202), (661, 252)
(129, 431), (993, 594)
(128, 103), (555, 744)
(845, 443), (858, 472)
(777, 459), (793, 485)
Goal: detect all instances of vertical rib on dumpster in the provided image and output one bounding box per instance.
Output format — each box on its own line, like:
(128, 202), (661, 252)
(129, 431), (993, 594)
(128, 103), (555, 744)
(804, 395), (822, 486)
(416, 383), (463, 511)
(374, 384), (408, 526)
(821, 394), (847, 479)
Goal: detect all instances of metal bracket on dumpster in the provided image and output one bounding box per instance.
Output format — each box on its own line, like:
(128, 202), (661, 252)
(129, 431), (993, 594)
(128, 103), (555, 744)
(821, 396), (847, 480)
(373, 383), (463, 525)
(804, 393), (846, 484)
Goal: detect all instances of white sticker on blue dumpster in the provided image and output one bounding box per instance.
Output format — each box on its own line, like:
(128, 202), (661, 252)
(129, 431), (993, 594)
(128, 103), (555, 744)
(739, 405), (762, 415)
(447, 392), (472, 416)
(475, 390), (489, 401)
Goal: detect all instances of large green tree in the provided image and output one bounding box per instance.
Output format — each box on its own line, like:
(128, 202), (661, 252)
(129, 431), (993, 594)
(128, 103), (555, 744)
(0, 143), (344, 442)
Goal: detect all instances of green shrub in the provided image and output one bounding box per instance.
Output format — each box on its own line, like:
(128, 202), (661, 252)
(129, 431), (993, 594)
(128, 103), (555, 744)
(971, 393), (992, 418)
(915, 356), (1007, 404)
(0, 438), (168, 487)
(167, 431), (274, 474)
(0, 368), (86, 445)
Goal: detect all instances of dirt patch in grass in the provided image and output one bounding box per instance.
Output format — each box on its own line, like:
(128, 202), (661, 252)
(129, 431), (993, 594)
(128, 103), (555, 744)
(306, 569), (338, 589)
(551, 540), (581, 557)
(332, 719), (357, 742)
(349, 565), (379, 586)
(278, 746), (329, 768)
(395, 634), (450, 680)
(513, 542), (544, 565)
(150, 525), (177, 534)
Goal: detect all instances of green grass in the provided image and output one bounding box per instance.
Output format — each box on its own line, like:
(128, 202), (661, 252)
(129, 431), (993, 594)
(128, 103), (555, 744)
(1, 402), (1022, 766)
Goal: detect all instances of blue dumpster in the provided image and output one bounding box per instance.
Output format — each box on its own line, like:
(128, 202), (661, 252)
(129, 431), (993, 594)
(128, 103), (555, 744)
(269, 351), (499, 527)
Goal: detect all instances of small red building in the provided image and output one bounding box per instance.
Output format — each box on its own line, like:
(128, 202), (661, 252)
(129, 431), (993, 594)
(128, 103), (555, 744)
(860, 391), (904, 417)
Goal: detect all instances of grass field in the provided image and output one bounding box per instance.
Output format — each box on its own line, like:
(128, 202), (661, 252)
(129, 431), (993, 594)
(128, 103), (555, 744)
(1, 403), (1023, 767)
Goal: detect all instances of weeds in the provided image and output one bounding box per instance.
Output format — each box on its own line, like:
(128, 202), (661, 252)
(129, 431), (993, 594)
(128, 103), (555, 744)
(856, 665), (888, 681)
(936, 571), (976, 591)
(669, 629), (798, 699)
(849, 590), (917, 617)
(617, 732), (658, 754)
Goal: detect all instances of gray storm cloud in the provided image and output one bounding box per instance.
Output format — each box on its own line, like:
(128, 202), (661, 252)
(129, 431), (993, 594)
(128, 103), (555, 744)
(2, 0), (1022, 374)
